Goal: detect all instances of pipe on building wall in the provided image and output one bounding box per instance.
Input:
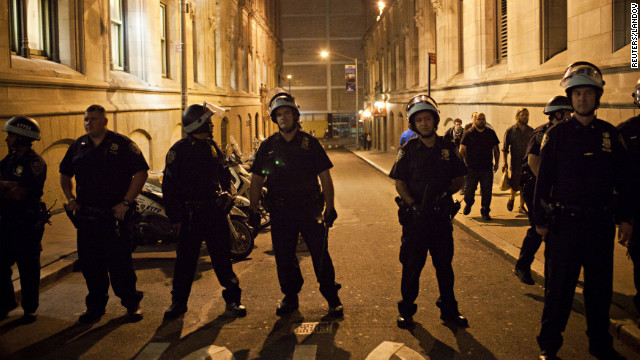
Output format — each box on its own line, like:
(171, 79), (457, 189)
(180, 0), (188, 111)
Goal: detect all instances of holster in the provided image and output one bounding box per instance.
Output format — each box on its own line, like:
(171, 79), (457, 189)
(540, 198), (560, 232)
(395, 197), (413, 226)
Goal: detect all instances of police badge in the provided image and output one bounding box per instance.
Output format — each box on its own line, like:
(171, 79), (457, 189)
(110, 143), (119, 154)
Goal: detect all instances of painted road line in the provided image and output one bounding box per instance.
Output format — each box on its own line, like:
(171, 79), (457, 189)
(292, 345), (317, 360)
(134, 342), (171, 360)
(182, 345), (234, 360)
(365, 341), (425, 360)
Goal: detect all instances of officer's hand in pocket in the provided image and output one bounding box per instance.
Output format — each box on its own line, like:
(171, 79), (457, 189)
(323, 208), (338, 228)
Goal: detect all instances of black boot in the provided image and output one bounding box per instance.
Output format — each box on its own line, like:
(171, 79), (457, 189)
(76, 309), (105, 324)
(441, 312), (469, 328)
(276, 295), (299, 316)
(396, 315), (415, 329)
(225, 303), (247, 318)
(164, 303), (188, 320)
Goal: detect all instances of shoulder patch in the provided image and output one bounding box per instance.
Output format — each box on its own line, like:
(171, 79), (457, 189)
(540, 133), (550, 150)
(166, 150), (176, 165)
(536, 132), (544, 144)
(210, 145), (218, 158)
(30, 158), (45, 177)
(129, 142), (142, 155)
(396, 149), (405, 162)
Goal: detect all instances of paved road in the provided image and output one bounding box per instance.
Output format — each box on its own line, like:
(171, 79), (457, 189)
(1, 149), (638, 359)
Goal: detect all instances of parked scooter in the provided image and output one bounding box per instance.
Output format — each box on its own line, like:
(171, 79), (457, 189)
(227, 138), (270, 229)
(133, 172), (254, 260)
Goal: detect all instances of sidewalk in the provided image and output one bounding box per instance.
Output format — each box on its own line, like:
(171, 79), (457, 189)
(347, 146), (640, 352)
(11, 212), (78, 300)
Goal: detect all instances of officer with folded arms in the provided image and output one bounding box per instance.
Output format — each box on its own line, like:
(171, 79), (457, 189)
(60, 104), (148, 324)
(248, 89), (342, 318)
(533, 62), (633, 360)
(0, 116), (47, 323)
(162, 102), (246, 320)
(390, 95), (468, 329)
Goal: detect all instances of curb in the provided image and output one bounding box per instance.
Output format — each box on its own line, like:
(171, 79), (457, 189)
(13, 252), (78, 302)
(346, 147), (640, 354)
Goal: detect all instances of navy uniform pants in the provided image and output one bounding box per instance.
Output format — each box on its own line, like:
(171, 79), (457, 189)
(398, 217), (459, 318)
(77, 215), (141, 312)
(171, 207), (241, 306)
(269, 206), (340, 306)
(0, 221), (44, 314)
(515, 188), (543, 272)
(537, 214), (615, 355)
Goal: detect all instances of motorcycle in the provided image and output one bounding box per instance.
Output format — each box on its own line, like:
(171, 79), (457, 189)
(133, 172), (254, 261)
(227, 137), (270, 230)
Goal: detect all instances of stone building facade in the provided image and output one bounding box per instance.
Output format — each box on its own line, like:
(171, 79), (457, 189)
(0, 0), (282, 210)
(363, 0), (639, 153)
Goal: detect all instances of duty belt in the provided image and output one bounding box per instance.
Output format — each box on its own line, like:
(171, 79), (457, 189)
(557, 203), (611, 218)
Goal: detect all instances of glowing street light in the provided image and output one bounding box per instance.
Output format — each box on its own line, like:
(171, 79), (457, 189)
(286, 74), (292, 92)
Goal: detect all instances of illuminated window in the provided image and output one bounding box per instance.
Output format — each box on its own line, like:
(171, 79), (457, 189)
(110, 0), (125, 70)
(9, 0), (58, 60)
(161, 2), (168, 77)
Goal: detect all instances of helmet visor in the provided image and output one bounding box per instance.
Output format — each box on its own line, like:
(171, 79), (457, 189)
(406, 95), (438, 113)
(560, 63), (604, 89)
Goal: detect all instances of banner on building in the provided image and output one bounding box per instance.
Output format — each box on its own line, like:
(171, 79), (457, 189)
(345, 65), (356, 93)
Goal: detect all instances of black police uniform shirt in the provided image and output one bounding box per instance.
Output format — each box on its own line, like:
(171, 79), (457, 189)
(0, 148), (46, 218)
(459, 127), (500, 171)
(249, 130), (332, 200)
(59, 130), (149, 209)
(520, 121), (556, 190)
(533, 117), (632, 226)
(389, 136), (468, 205)
(617, 115), (640, 218)
(162, 135), (231, 223)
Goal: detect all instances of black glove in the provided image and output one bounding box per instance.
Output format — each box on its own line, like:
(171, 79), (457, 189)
(323, 208), (338, 228)
(410, 203), (423, 219)
(248, 211), (261, 236)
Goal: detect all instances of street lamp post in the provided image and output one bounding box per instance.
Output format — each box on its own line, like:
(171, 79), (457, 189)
(286, 74), (292, 93)
(320, 51), (359, 148)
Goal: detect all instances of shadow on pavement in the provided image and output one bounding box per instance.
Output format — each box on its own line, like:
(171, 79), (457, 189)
(258, 314), (349, 360)
(4, 316), (127, 360)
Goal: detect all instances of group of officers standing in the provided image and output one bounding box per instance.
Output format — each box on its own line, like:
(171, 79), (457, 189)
(0, 60), (639, 360)
(391, 61), (638, 360)
(0, 88), (344, 326)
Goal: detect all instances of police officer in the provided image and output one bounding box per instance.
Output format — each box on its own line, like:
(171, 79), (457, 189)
(389, 95), (469, 329)
(60, 104), (148, 324)
(533, 62), (633, 360)
(617, 78), (640, 314)
(0, 116), (47, 323)
(248, 89), (342, 318)
(513, 96), (572, 285)
(162, 102), (246, 320)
